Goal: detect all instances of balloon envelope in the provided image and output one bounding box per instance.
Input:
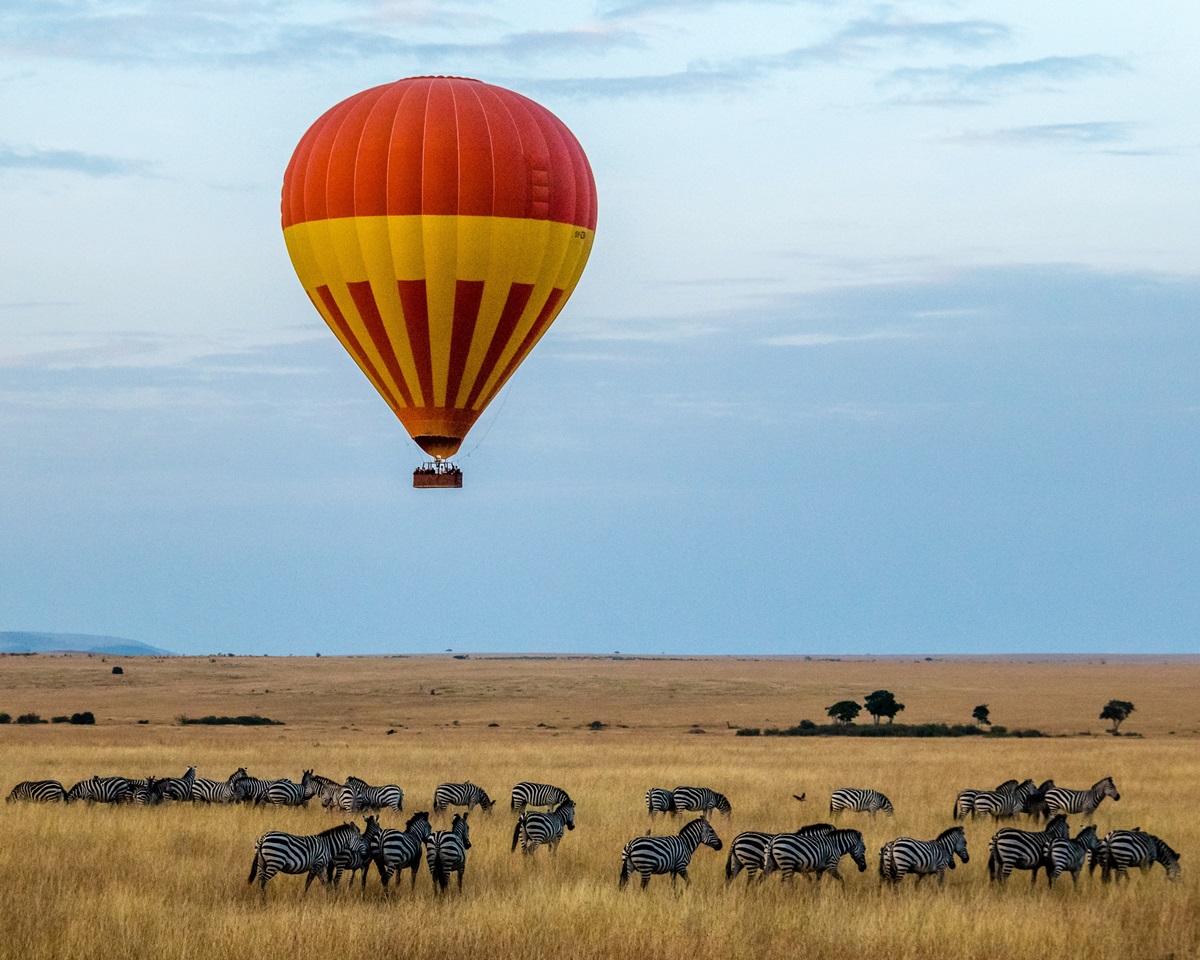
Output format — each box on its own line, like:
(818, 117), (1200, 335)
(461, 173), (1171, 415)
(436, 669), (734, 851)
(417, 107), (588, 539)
(282, 76), (598, 460)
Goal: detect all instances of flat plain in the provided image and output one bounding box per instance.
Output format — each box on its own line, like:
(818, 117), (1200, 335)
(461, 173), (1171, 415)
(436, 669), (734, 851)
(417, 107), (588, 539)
(1, 653), (1196, 960)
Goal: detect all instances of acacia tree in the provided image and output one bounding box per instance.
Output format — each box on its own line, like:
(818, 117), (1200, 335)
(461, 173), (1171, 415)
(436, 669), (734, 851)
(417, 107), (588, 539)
(1100, 699), (1135, 734)
(864, 689), (905, 725)
(972, 704), (991, 727)
(826, 700), (861, 725)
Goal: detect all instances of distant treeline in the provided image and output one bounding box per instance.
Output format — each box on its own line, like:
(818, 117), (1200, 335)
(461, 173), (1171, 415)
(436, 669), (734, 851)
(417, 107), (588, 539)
(735, 721), (1047, 738)
(177, 715), (284, 726)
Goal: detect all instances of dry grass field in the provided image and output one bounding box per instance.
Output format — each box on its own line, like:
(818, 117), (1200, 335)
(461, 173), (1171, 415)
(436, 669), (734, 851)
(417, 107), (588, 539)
(1, 654), (1196, 960)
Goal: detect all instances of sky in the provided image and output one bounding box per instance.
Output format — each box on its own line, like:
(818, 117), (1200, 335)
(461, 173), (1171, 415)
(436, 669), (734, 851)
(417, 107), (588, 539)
(1, 0), (1197, 656)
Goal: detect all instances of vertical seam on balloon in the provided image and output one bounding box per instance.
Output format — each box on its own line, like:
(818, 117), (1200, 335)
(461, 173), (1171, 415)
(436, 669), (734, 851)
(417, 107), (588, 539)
(464, 281), (534, 411)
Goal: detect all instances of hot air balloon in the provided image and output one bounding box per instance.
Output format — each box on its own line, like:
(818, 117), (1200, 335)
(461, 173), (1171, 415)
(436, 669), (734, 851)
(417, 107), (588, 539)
(281, 76), (598, 488)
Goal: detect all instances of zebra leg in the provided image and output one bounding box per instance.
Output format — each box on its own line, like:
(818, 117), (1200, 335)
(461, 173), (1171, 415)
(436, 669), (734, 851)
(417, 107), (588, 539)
(640, 870), (651, 889)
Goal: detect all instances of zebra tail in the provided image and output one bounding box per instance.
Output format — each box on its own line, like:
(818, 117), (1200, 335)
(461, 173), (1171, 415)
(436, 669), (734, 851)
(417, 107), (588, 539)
(619, 847), (632, 888)
(725, 848), (736, 880)
(433, 848), (448, 892)
(248, 842), (261, 884)
(512, 817), (523, 852)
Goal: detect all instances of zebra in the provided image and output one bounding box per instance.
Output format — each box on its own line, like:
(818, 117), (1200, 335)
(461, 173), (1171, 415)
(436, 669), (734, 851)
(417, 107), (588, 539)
(973, 779), (1038, 820)
(830, 788), (894, 818)
(373, 812), (433, 889)
(247, 822), (363, 894)
(344, 776), (403, 812)
(879, 826), (969, 885)
(1041, 824), (1098, 887)
(987, 814), (1070, 883)
(725, 831), (778, 883)
(1093, 829), (1180, 883)
(511, 781), (571, 814)
(66, 776), (129, 804)
(645, 788), (675, 817)
(953, 779), (1018, 820)
(433, 781), (494, 815)
(1023, 779), (1056, 820)
(512, 799), (575, 855)
(6, 780), (67, 802)
(619, 817), (723, 889)
(154, 766), (197, 802)
(425, 813), (472, 893)
(267, 772), (317, 807)
(306, 771), (342, 808)
(1043, 777), (1119, 821)
(331, 816), (382, 889)
(325, 781), (362, 813)
(233, 774), (276, 805)
(191, 768), (247, 804)
(765, 825), (867, 883)
(671, 786), (732, 819)
(124, 777), (162, 805)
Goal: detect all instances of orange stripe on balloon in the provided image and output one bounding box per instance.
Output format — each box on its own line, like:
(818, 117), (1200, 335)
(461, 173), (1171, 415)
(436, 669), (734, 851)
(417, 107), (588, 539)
(345, 281), (417, 408)
(396, 279), (435, 408)
(314, 285), (404, 414)
(446, 280), (485, 409)
(464, 282), (534, 410)
(480, 287), (563, 410)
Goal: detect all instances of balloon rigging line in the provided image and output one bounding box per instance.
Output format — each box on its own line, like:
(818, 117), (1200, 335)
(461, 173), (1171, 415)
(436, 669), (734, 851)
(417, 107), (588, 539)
(458, 379), (516, 461)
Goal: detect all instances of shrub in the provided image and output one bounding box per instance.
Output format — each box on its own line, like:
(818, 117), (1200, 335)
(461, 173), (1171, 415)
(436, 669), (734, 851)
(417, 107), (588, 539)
(16, 713), (47, 724)
(0, 713), (10, 724)
(51, 716), (70, 724)
(177, 714), (284, 726)
(70, 712), (96, 725)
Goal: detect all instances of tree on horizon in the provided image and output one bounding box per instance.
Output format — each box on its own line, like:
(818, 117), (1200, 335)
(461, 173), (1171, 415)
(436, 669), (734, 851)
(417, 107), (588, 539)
(1100, 699), (1135, 734)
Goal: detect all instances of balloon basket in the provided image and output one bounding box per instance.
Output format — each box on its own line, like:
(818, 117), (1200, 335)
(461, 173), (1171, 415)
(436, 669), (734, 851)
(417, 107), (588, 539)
(413, 461), (463, 489)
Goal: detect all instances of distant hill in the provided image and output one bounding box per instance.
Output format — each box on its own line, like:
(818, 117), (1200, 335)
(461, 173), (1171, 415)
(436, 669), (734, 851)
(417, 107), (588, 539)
(0, 632), (175, 656)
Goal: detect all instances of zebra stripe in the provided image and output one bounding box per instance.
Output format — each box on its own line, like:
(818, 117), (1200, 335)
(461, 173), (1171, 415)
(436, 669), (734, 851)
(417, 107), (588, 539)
(725, 831), (776, 883)
(234, 775), (276, 805)
(433, 781), (494, 815)
(306, 772), (342, 808)
(830, 788), (894, 818)
(154, 766), (196, 802)
(511, 781), (571, 813)
(953, 779), (1018, 820)
(331, 816), (381, 889)
(344, 776), (403, 812)
(124, 778), (161, 805)
(987, 814), (1069, 883)
(1094, 829), (1180, 883)
(1043, 777), (1120, 820)
(267, 772), (316, 807)
(972, 779), (1038, 820)
(66, 776), (129, 804)
(373, 812), (432, 888)
(1042, 825), (1098, 886)
(619, 818), (723, 889)
(6, 780), (67, 802)
(879, 826), (968, 885)
(645, 788), (675, 817)
(191, 768), (247, 803)
(671, 786), (732, 819)
(766, 825), (866, 882)
(512, 800), (575, 855)
(425, 813), (472, 893)
(247, 822), (364, 893)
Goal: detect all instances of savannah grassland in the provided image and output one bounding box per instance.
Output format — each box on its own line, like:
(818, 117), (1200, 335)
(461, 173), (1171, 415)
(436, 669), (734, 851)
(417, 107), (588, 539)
(1, 654), (1197, 960)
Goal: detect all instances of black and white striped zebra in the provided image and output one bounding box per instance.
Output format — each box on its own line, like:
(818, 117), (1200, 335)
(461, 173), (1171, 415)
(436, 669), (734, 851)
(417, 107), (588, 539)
(234, 774), (276, 805)
(1023, 779), (1056, 820)
(619, 817), (723, 889)
(512, 800), (575, 855)
(511, 781), (571, 814)
(6, 780), (67, 802)
(671, 786), (732, 819)
(1093, 829), (1180, 883)
(154, 766), (196, 802)
(344, 776), (403, 812)
(425, 812), (472, 893)
(124, 777), (162, 805)
(725, 831), (777, 883)
(373, 811), (432, 889)
(1043, 777), (1119, 821)
(879, 826), (969, 885)
(247, 822), (364, 894)
(331, 816), (382, 889)
(1041, 824), (1098, 887)
(830, 788), (894, 818)
(973, 779), (1037, 820)
(987, 814), (1069, 883)
(191, 768), (247, 804)
(66, 776), (129, 804)
(645, 788), (675, 817)
(953, 779), (1018, 820)
(433, 781), (494, 815)
(266, 771), (317, 807)
(306, 771), (342, 808)
(765, 825), (867, 883)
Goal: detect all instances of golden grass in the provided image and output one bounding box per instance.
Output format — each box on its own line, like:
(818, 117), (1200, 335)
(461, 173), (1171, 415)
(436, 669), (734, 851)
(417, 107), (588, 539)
(1, 654), (1197, 960)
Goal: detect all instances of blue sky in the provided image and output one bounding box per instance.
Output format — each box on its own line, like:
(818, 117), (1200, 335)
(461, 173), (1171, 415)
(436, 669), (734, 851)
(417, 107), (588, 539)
(1, 0), (1197, 655)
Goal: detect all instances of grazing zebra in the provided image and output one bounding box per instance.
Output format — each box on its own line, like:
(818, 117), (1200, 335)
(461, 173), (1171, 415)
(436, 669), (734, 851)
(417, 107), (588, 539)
(1041, 824), (1098, 887)
(373, 812), (432, 889)
(125, 777), (162, 805)
(66, 776), (130, 804)
(433, 781), (494, 815)
(765, 825), (866, 883)
(344, 776), (403, 812)
(1043, 777), (1119, 821)
(1093, 829), (1181, 883)
(646, 788), (675, 817)
(954, 779), (1018, 820)
(987, 814), (1070, 883)
(512, 800), (576, 855)
(726, 831), (778, 883)
(830, 788), (894, 818)
(619, 817), (723, 889)
(192, 768), (247, 804)
(306, 771), (342, 808)
(511, 781), (571, 814)
(267, 772), (317, 807)
(973, 779), (1038, 820)
(6, 780), (67, 803)
(154, 766), (197, 802)
(671, 786), (732, 819)
(247, 822), (364, 894)
(425, 813), (472, 893)
(331, 816), (382, 889)
(234, 774), (276, 805)
(879, 827), (969, 885)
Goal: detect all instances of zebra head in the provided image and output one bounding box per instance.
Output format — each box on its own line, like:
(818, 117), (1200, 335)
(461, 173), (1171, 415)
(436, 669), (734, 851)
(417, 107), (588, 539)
(556, 800), (576, 830)
(682, 817), (722, 851)
(1155, 837), (1181, 881)
(939, 826), (969, 864)
(227, 767), (248, 785)
(714, 792), (733, 817)
(1100, 777), (1120, 802)
(452, 813), (472, 849)
(840, 829), (868, 872)
(362, 815), (382, 852)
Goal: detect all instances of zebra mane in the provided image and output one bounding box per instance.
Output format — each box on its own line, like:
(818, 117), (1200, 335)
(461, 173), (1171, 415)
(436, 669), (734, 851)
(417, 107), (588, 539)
(314, 822), (360, 838)
(405, 811), (430, 830)
(794, 823), (836, 835)
(1154, 836), (1180, 863)
(936, 826), (965, 843)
